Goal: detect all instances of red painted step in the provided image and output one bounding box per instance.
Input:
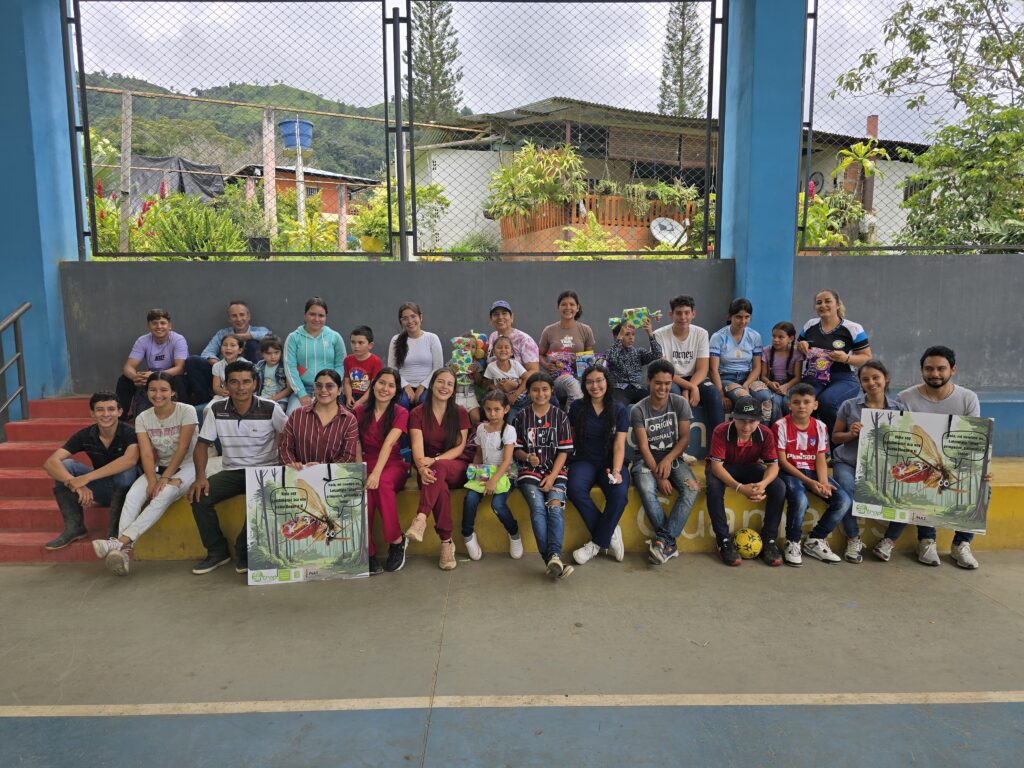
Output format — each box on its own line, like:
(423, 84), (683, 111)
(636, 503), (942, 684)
(0, 499), (111, 531)
(0, 469), (57, 497)
(4, 418), (93, 442)
(0, 531), (96, 563)
(0, 440), (62, 467)
(28, 398), (91, 420)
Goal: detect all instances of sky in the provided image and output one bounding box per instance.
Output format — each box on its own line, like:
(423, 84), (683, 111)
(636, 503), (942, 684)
(79, 0), (962, 144)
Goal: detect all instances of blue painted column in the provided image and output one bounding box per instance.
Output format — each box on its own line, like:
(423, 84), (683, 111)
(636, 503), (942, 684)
(0, 0), (76, 406)
(720, 0), (806, 339)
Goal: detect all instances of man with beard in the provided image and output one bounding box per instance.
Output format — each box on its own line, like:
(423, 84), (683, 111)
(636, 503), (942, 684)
(873, 346), (990, 569)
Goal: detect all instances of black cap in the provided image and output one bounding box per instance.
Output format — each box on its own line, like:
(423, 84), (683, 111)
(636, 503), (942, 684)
(732, 396), (759, 421)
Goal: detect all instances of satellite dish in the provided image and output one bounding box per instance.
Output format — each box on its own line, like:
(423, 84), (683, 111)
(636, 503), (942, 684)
(651, 217), (688, 248)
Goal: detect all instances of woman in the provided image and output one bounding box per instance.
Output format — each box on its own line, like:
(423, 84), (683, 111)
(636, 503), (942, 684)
(708, 298), (773, 422)
(387, 302), (443, 410)
(279, 369), (361, 469)
(406, 368), (471, 570)
(355, 368), (412, 575)
(487, 299), (541, 420)
(566, 364), (629, 566)
(284, 297), (347, 414)
(538, 290), (595, 407)
(91, 372), (197, 576)
(796, 289), (872, 434)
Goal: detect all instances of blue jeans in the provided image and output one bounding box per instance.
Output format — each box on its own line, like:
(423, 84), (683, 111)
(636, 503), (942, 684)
(884, 521), (975, 545)
(780, 475), (851, 542)
(631, 459), (698, 545)
(831, 462), (862, 538)
(671, 378), (724, 433)
(705, 463), (785, 544)
(55, 459), (140, 507)
(461, 487), (519, 538)
(566, 459), (630, 549)
(518, 480), (567, 561)
(720, 371), (773, 422)
(804, 371), (859, 436)
(768, 391), (789, 425)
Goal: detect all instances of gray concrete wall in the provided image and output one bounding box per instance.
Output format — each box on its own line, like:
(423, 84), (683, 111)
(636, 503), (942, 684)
(60, 260), (734, 393)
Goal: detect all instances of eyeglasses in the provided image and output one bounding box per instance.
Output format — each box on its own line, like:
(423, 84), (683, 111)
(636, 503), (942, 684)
(314, 382), (338, 390)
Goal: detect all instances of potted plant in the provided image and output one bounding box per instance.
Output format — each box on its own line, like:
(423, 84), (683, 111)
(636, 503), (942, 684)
(349, 186), (391, 252)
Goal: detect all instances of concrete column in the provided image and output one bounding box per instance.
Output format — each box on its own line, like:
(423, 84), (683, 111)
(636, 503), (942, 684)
(0, 0), (76, 403)
(720, 0), (806, 339)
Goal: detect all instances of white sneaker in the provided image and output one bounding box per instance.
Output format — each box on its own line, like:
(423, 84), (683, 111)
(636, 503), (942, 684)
(951, 541), (979, 570)
(92, 538), (122, 559)
(647, 539), (666, 565)
(783, 540), (803, 566)
(608, 526), (624, 562)
(917, 538), (941, 566)
(464, 532), (483, 561)
(873, 537), (895, 561)
(681, 453), (697, 465)
(105, 547), (131, 576)
(802, 537), (841, 563)
(845, 537), (864, 564)
(573, 541), (601, 565)
(508, 533), (524, 560)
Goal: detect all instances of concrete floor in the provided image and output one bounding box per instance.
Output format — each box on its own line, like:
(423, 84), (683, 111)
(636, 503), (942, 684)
(3, 551), (1024, 766)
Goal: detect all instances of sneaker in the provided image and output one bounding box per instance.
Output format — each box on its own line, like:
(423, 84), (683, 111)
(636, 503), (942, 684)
(439, 539), (457, 570)
(192, 554), (231, 575)
(681, 453), (697, 465)
(760, 400), (774, 422)
(845, 537), (864, 564)
(718, 537), (741, 566)
(661, 541), (679, 562)
(44, 528), (88, 551)
(92, 538), (122, 559)
(917, 538), (941, 567)
(647, 539), (666, 565)
(783, 540), (803, 567)
(368, 555), (384, 575)
(546, 554), (565, 577)
(235, 559), (248, 574)
(405, 514), (427, 543)
(608, 526), (625, 562)
(572, 541), (601, 565)
(558, 562), (575, 579)
(873, 537), (895, 562)
(385, 538), (408, 572)
(104, 547), (131, 576)
(761, 539), (782, 567)
(950, 541), (979, 570)
(508, 533), (524, 560)
(802, 537), (841, 563)
(464, 532), (483, 561)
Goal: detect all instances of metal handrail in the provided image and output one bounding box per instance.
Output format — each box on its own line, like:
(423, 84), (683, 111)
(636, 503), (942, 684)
(0, 302), (31, 428)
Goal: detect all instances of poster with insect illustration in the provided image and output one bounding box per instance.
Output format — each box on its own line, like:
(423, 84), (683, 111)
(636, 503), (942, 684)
(245, 463), (367, 585)
(853, 409), (993, 533)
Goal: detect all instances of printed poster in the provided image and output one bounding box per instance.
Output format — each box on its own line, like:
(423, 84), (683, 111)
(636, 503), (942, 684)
(245, 463), (368, 585)
(853, 409), (993, 533)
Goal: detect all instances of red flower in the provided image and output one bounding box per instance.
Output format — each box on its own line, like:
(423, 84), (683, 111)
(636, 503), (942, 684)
(96, 179), (103, 198)
(159, 180), (167, 199)
(98, 209), (105, 220)
(808, 180), (816, 197)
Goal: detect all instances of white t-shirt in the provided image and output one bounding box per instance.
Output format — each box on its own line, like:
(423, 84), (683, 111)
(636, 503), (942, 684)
(484, 359), (527, 383)
(653, 324), (709, 378)
(476, 423), (517, 466)
(388, 332), (444, 388)
(135, 402), (198, 468)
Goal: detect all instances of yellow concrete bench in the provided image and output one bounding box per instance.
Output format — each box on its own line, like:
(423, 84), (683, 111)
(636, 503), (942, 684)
(133, 459), (1024, 560)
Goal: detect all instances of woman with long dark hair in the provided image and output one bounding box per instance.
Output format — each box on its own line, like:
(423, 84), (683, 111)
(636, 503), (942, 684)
(278, 369), (360, 468)
(387, 302), (443, 409)
(284, 297), (346, 414)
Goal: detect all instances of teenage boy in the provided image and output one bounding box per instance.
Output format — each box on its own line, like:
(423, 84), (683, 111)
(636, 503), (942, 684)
(705, 396), (786, 566)
(188, 360), (286, 575)
(185, 300), (272, 404)
(874, 346), (992, 569)
(343, 325), (383, 409)
(116, 308), (189, 418)
(774, 383), (851, 566)
(41, 392), (140, 550)
(653, 294), (724, 435)
(631, 359), (700, 565)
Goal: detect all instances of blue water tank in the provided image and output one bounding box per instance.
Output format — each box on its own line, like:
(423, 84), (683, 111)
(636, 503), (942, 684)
(279, 119), (313, 149)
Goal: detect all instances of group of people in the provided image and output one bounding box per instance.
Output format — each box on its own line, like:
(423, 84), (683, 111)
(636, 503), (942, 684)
(41, 289), (991, 579)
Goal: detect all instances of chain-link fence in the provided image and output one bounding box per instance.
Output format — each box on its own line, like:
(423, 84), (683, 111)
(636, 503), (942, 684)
(800, 0), (1024, 253)
(70, 0), (724, 260)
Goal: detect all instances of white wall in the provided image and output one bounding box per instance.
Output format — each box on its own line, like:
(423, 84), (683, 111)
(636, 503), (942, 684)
(415, 148), (502, 250)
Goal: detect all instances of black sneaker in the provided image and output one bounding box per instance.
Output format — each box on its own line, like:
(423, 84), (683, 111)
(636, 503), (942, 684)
(235, 558), (248, 574)
(368, 556), (384, 575)
(761, 539), (782, 567)
(718, 537), (741, 566)
(44, 528), (88, 551)
(384, 537), (408, 572)
(192, 554), (231, 575)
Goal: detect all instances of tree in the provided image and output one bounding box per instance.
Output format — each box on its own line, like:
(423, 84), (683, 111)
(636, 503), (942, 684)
(407, 1), (464, 123)
(657, 2), (706, 118)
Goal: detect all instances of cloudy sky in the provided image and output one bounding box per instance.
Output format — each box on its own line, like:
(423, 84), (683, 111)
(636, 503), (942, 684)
(79, 0), (957, 143)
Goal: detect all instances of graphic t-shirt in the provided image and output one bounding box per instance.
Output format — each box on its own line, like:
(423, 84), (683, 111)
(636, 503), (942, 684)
(260, 364), (283, 398)
(538, 323), (596, 356)
(653, 324), (709, 379)
(128, 332), (188, 371)
(709, 326), (763, 376)
(344, 353), (384, 399)
(630, 394), (693, 463)
(799, 319), (869, 376)
(135, 402), (199, 468)
(484, 359), (527, 383)
(512, 405), (574, 484)
(774, 415), (829, 472)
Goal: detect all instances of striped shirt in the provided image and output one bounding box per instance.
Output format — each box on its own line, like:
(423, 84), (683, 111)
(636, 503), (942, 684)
(279, 403), (360, 465)
(199, 396), (287, 470)
(512, 405), (574, 485)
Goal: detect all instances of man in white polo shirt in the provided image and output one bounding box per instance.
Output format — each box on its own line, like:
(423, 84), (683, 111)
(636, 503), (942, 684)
(188, 360), (286, 575)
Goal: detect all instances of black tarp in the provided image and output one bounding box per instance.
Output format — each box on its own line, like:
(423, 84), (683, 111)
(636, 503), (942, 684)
(128, 155), (224, 214)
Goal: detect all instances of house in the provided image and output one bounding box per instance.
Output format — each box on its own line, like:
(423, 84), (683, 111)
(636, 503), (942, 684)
(229, 164), (378, 218)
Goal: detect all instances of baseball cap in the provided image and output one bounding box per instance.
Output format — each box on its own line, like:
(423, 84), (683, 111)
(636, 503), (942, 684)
(489, 300), (513, 315)
(732, 396), (759, 421)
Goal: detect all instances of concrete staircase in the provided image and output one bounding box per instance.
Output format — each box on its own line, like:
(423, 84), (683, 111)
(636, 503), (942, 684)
(0, 398), (102, 562)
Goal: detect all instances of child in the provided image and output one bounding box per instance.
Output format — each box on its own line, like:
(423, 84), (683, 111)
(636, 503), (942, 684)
(344, 326), (383, 409)
(211, 334), (245, 398)
(512, 372), (575, 579)
(604, 315), (662, 405)
(709, 298), (773, 422)
(760, 322), (803, 424)
(254, 335), (291, 408)
(483, 336), (529, 419)
(461, 390), (522, 561)
(773, 383), (852, 566)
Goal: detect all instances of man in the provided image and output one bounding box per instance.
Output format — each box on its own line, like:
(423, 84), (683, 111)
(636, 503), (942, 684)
(188, 360), (286, 575)
(873, 346), (991, 569)
(41, 392), (140, 550)
(185, 300), (272, 404)
(704, 395), (786, 566)
(115, 308), (189, 417)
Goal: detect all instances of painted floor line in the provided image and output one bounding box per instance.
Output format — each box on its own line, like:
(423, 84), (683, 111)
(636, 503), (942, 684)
(3, 690), (1024, 718)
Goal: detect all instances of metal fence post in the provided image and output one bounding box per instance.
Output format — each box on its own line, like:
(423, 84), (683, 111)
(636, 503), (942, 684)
(390, 6), (409, 262)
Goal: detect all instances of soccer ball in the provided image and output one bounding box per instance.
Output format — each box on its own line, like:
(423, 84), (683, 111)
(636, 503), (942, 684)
(734, 528), (762, 559)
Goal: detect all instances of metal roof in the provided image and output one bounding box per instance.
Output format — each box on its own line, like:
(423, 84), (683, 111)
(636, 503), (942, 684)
(230, 164), (379, 186)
